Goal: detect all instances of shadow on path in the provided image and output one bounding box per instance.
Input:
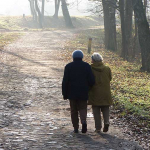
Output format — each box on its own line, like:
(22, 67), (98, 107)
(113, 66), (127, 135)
(0, 49), (46, 66)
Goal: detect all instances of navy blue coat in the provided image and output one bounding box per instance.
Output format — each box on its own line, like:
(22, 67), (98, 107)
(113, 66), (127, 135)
(62, 59), (95, 101)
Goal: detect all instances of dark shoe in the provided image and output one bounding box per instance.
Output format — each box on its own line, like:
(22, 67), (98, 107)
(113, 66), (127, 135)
(74, 129), (78, 133)
(82, 122), (87, 133)
(103, 124), (109, 132)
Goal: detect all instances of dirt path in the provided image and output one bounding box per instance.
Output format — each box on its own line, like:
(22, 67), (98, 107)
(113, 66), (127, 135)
(0, 30), (142, 150)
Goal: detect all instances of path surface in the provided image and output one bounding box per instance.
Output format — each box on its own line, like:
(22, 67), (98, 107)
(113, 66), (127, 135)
(0, 30), (143, 150)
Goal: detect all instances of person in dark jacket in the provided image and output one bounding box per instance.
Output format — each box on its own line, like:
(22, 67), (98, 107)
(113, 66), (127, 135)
(62, 50), (95, 133)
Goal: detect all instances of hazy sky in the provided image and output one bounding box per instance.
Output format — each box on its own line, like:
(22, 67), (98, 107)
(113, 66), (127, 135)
(0, 0), (95, 16)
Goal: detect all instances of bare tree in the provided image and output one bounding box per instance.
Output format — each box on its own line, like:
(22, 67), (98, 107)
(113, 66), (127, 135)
(61, 0), (74, 28)
(41, 0), (45, 22)
(132, 13), (140, 58)
(28, 0), (45, 28)
(125, 0), (133, 59)
(54, 0), (61, 19)
(102, 0), (117, 51)
(132, 0), (150, 72)
(144, 0), (147, 15)
(35, 0), (43, 28)
(28, 0), (37, 22)
(119, 0), (127, 60)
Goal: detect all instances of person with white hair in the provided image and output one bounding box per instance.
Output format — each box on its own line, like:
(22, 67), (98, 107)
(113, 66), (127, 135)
(88, 52), (112, 133)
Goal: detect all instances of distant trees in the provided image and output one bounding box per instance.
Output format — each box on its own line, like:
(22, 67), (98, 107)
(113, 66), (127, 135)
(28, 0), (73, 28)
(28, 0), (44, 28)
(53, 0), (74, 28)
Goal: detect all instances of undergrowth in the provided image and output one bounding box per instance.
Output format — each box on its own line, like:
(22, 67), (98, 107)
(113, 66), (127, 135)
(0, 32), (22, 49)
(62, 28), (150, 128)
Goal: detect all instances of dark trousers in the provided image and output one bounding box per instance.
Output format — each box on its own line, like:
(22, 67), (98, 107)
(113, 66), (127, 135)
(92, 106), (110, 130)
(69, 100), (87, 129)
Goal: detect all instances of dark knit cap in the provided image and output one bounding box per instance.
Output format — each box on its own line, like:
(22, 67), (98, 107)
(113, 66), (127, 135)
(72, 50), (83, 59)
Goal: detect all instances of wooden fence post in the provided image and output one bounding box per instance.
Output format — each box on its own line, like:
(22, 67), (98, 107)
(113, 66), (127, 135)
(88, 38), (92, 54)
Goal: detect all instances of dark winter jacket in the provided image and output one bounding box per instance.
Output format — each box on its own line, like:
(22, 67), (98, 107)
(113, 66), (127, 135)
(62, 59), (95, 101)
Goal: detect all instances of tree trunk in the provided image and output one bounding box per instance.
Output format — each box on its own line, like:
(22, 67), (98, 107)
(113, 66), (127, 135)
(132, 0), (150, 72)
(54, 0), (60, 19)
(35, 0), (43, 28)
(28, 0), (37, 22)
(125, 0), (133, 58)
(42, 0), (45, 22)
(108, 1), (117, 51)
(33, 0), (38, 22)
(144, 0), (147, 15)
(133, 14), (141, 58)
(61, 0), (74, 28)
(29, 0), (34, 16)
(119, 0), (127, 60)
(133, 16), (138, 57)
(102, 0), (109, 50)
(102, 0), (117, 51)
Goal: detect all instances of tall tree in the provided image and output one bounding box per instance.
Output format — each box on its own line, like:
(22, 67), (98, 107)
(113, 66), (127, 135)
(61, 0), (74, 28)
(41, 0), (45, 22)
(125, 0), (133, 58)
(35, 0), (43, 28)
(28, 0), (37, 22)
(54, 0), (61, 19)
(133, 14), (140, 58)
(132, 0), (150, 72)
(119, 0), (127, 60)
(144, 0), (147, 15)
(29, 0), (34, 17)
(102, 0), (117, 51)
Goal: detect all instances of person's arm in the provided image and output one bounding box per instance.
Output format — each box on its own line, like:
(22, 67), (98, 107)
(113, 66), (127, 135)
(109, 68), (112, 81)
(87, 65), (95, 87)
(62, 65), (69, 100)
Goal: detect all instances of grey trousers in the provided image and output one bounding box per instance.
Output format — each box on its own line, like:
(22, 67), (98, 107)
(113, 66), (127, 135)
(92, 106), (110, 130)
(69, 100), (87, 129)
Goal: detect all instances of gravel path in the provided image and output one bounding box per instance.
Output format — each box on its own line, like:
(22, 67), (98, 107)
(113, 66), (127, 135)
(0, 30), (143, 150)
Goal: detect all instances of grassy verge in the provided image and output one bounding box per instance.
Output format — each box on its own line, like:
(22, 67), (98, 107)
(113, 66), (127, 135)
(0, 32), (23, 49)
(62, 28), (150, 128)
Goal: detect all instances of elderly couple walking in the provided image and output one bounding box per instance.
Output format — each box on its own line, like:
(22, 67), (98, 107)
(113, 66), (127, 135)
(62, 50), (112, 133)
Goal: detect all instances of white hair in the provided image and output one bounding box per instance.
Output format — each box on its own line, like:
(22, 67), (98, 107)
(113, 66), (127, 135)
(91, 52), (103, 62)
